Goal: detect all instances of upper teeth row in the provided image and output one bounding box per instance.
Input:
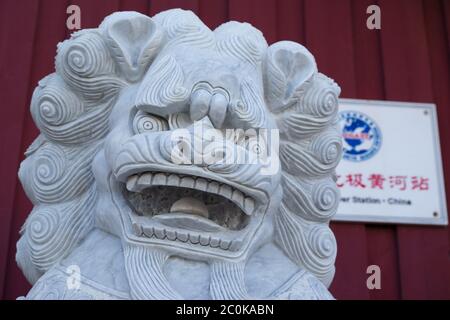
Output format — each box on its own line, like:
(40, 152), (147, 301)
(126, 172), (255, 215)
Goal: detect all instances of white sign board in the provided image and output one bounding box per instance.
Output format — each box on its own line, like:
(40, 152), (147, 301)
(333, 99), (448, 225)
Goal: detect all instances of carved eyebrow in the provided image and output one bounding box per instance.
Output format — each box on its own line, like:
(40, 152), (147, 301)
(226, 78), (267, 130)
(135, 55), (190, 117)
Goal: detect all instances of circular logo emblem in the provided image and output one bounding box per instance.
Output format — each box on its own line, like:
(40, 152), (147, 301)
(339, 111), (382, 162)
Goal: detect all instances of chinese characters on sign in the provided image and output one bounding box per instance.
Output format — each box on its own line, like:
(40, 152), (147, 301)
(336, 174), (429, 191)
(334, 99), (447, 225)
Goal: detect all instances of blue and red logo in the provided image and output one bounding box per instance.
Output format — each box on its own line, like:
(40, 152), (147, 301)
(339, 111), (382, 162)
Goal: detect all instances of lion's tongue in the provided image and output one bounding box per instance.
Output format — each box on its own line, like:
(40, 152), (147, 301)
(163, 197), (219, 231)
(169, 197), (209, 218)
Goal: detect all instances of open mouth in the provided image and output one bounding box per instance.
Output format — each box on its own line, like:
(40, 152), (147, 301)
(123, 171), (257, 250)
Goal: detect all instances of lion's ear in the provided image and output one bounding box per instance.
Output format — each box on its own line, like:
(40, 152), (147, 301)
(264, 41), (317, 112)
(100, 12), (164, 82)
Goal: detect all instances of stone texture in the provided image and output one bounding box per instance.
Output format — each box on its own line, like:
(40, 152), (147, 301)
(16, 9), (341, 300)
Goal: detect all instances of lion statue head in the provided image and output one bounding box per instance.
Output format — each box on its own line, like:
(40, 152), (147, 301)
(17, 9), (341, 300)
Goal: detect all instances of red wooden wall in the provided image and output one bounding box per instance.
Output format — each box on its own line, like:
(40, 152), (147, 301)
(1, 0), (449, 300)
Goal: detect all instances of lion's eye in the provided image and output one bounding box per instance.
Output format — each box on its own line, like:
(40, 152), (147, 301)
(244, 131), (268, 156)
(133, 110), (169, 134)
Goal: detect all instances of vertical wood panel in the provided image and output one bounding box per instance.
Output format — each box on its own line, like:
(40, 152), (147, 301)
(3, 0), (71, 299)
(70, 0), (121, 28)
(277, 0), (305, 44)
(150, 0), (199, 15)
(120, 0), (149, 13)
(365, 225), (401, 299)
(199, 0), (228, 30)
(442, 0), (450, 53)
(422, 0), (450, 289)
(379, 0), (450, 299)
(304, 0), (357, 96)
(228, 0), (278, 44)
(351, 0), (386, 99)
(303, 0), (370, 299)
(0, 0), (40, 300)
(438, 0), (450, 250)
(351, 0), (401, 300)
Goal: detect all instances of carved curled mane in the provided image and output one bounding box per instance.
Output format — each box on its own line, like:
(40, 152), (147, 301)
(17, 9), (341, 293)
(265, 42), (341, 286)
(17, 13), (149, 283)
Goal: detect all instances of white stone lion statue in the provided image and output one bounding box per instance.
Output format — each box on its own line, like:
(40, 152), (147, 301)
(16, 9), (342, 300)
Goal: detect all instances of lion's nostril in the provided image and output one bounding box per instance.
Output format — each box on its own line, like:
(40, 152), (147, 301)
(209, 93), (228, 128)
(190, 82), (230, 129)
(190, 89), (211, 121)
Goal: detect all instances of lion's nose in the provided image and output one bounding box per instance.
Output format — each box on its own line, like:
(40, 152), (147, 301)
(190, 86), (229, 128)
(209, 93), (228, 128)
(190, 88), (211, 121)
